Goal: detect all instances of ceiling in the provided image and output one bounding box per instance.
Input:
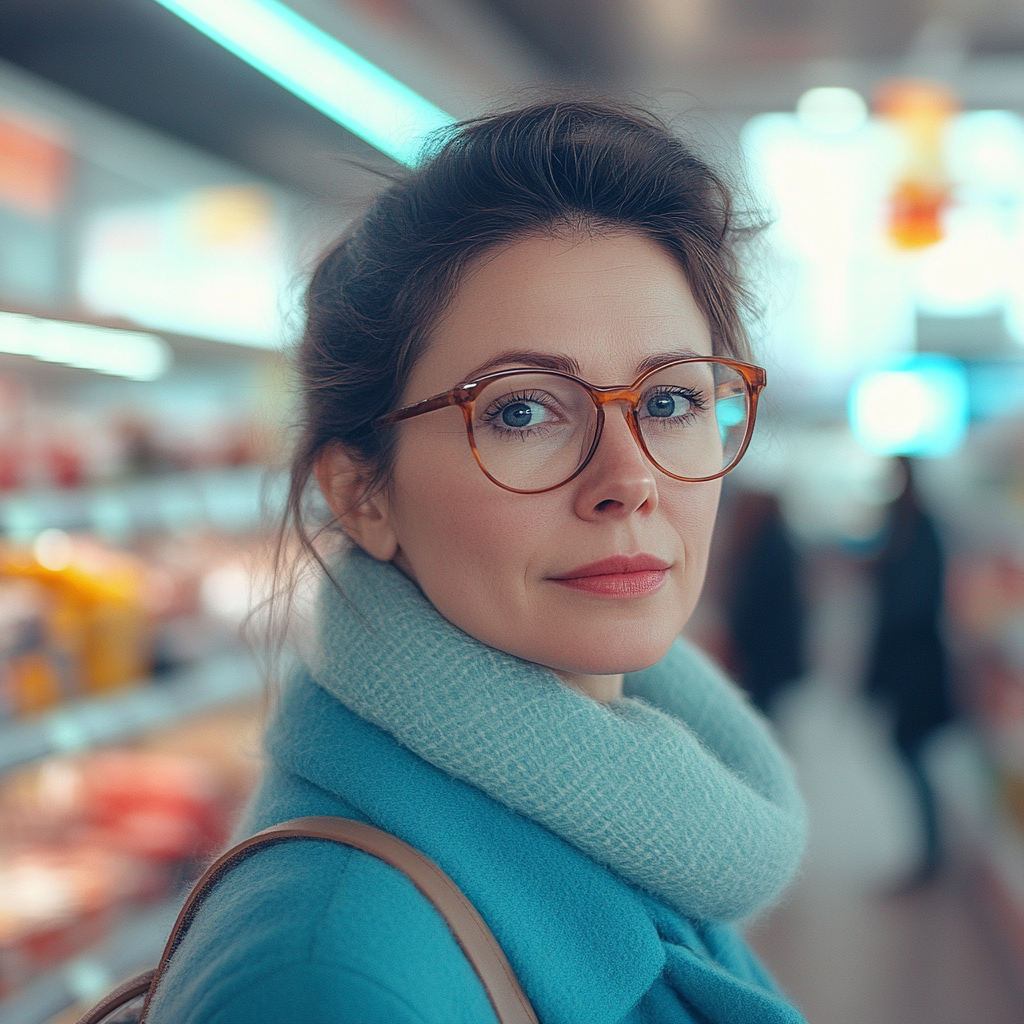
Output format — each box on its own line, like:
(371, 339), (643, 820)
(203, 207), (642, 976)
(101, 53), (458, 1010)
(2, 0), (1024, 201)
(0, 0), (389, 202)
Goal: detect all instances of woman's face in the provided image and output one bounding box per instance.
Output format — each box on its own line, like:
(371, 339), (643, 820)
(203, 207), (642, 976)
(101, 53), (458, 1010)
(358, 232), (721, 691)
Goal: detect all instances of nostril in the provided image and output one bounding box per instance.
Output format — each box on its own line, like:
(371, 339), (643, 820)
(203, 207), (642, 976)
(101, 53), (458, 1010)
(595, 499), (621, 512)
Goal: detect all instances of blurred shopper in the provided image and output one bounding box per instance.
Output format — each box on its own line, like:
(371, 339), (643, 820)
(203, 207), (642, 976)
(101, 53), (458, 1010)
(144, 102), (808, 1024)
(866, 456), (953, 884)
(724, 490), (805, 715)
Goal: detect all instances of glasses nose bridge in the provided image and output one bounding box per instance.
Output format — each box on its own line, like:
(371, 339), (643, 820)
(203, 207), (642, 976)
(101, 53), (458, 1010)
(588, 383), (640, 412)
(581, 384), (648, 470)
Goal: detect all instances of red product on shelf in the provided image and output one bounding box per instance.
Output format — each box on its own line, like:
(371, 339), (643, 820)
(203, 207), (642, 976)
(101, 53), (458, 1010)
(0, 844), (163, 998)
(80, 750), (229, 861)
(0, 745), (243, 997)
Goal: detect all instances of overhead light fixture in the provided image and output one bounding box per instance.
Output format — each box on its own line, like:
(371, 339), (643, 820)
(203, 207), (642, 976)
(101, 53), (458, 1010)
(152, 0), (455, 167)
(0, 311), (173, 381)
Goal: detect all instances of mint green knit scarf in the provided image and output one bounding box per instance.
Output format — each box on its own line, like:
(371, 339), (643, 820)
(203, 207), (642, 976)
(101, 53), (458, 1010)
(309, 548), (806, 922)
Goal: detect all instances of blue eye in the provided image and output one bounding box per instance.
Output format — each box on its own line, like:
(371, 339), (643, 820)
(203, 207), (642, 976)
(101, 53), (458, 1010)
(646, 392), (688, 418)
(502, 402), (538, 427)
(496, 399), (554, 429)
(482, 389), (564, 438)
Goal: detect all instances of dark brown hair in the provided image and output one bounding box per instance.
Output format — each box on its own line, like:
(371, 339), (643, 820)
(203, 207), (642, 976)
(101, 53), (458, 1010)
(285, 99), (757, 563)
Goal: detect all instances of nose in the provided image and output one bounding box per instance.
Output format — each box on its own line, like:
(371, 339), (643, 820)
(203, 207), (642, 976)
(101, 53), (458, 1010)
(572, 403), (658, 520)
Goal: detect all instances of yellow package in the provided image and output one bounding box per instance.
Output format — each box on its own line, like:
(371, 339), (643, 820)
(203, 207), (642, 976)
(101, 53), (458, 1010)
(1, 535), (154, 700)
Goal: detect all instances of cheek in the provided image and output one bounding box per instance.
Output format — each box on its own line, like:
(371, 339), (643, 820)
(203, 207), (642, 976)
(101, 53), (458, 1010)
(667, 479), (721, 590)
(388, 435), (547, 613)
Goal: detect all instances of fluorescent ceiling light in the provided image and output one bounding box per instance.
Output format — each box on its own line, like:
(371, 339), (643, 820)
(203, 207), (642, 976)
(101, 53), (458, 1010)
(0, 312), (173, 381)
(152, 0), (455, 167)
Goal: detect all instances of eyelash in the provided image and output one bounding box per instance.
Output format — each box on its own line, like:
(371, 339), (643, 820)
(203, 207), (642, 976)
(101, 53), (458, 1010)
(481, 390), (559, 439)
(640, 386), (708, 421)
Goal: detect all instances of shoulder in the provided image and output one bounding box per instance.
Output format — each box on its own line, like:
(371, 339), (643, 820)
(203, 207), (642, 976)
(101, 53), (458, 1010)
(147, 834), (497, 1024)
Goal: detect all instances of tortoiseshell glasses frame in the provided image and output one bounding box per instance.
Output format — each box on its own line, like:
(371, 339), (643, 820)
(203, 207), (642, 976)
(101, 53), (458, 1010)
(372, 357), (767, 495)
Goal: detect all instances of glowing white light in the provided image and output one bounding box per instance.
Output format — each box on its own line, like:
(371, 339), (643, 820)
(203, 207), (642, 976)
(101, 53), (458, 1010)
(0, 312), (172, 381)
(796, 87), (869, 136)
(33, 529), (73, 571)
(849, 357), (969, 457)
(916, 207), (1008, 316)
(201, 563), (252, 623)
(854, 373), (938, 449)
(151, 0), (455, 167)
(946, 111), (1024, 191)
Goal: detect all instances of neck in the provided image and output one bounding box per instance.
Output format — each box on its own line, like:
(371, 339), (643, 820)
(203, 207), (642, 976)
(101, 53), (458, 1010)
(556, 670), (624, 703)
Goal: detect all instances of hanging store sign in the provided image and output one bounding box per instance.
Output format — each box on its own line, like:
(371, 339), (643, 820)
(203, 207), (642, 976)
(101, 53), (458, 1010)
(743, 83), (1024, 377)
(78, 186), (286, 349)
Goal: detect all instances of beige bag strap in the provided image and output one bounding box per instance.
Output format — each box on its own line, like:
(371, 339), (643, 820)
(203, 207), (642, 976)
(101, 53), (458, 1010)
(131, 816), (538, 1024)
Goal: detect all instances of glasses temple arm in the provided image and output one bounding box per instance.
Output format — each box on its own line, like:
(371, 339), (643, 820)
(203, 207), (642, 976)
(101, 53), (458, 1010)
(373, 390), (463, 428)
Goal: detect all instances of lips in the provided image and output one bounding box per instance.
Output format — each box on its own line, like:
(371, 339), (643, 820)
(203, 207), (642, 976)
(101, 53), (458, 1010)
(548, 554), (671, 598)
(551, 554), (671, 579)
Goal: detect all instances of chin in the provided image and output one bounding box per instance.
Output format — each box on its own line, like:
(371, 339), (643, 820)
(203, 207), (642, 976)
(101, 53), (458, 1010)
(534, 618), (682, 677)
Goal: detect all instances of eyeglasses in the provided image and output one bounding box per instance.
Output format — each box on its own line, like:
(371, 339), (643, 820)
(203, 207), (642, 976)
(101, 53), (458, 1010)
(374, 357), (766, 494)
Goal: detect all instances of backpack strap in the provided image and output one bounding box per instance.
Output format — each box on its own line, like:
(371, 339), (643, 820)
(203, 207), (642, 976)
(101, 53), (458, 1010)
(136, 816), (538, 1024)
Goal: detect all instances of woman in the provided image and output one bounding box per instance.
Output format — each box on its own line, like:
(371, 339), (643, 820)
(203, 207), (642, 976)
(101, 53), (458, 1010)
(148, 101), (807, 1024)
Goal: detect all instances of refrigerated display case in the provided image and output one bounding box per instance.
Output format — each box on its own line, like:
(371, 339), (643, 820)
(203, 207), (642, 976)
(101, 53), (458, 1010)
(0, 57), (306, 1024)
(0, 458), (276, 1024)
(0, 701), (264, 1024)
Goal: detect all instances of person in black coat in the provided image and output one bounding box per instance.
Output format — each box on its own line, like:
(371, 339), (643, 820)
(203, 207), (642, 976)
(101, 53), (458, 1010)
(724, 490), (806, 716)
(866, 457), (954, 883)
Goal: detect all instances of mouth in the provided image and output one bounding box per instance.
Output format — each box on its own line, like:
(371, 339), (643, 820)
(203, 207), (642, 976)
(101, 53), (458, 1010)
(548, 554), (672, 598)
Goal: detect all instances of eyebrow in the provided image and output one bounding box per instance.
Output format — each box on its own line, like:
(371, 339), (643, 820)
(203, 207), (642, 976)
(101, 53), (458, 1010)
(634, 349), (708, 375)
(465, 350), (581, 380)
(464, 348), (708, 382)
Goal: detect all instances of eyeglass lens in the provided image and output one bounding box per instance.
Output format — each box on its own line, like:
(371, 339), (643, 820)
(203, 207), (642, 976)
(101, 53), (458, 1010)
(469, 362), (750, 491)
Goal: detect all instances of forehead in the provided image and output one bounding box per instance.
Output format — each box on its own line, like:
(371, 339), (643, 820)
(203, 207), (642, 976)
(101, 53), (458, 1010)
(406, 231), (713, 398)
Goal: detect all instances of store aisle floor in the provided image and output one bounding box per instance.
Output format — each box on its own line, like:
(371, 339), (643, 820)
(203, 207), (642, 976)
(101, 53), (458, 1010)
(748, 866), (1021, 1024)
(744, 554), (1023, 1024)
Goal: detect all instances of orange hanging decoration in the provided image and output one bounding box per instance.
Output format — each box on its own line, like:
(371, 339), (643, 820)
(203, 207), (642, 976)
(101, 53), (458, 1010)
(875, 79), (959, 250)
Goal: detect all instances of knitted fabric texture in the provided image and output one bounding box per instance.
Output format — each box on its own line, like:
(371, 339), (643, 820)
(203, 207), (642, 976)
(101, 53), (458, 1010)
(310, 548), (806, 922)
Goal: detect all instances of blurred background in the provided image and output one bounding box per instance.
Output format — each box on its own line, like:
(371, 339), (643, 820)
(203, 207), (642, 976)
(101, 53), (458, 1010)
(0, 1), (1022, 1022)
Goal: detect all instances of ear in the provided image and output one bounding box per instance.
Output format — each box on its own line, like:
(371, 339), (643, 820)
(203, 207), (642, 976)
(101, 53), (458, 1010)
(314, 445), (399, 562)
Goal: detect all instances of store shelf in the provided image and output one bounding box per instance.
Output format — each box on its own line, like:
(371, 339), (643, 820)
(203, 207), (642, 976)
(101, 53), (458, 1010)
(931, 725), (1024, 976)
(0, 651), (262, 776)
(0, 465), (285, 541)
(0, 897), (182, 1024)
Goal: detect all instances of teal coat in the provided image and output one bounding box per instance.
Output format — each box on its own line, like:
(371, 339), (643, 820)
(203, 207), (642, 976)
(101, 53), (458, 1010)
(146, 667), (804, 1024)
